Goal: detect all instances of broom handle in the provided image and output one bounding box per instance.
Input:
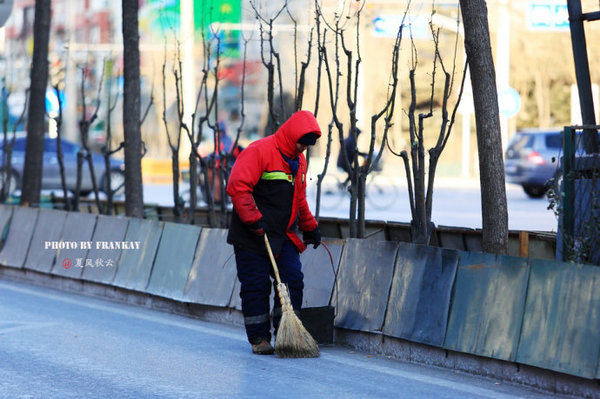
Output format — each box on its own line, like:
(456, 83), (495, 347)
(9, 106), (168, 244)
(264, 234), (293, 311)
(264, 233), (282, 285)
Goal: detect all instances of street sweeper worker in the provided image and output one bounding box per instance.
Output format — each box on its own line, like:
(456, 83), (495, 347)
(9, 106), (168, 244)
(226, 110), (322, 355)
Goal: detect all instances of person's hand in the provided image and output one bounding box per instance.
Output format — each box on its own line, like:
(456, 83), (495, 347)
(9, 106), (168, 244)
(248, 218), (267, 236)
(303, 226), (322, 249)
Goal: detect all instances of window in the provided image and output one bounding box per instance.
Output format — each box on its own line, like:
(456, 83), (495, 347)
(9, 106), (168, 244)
(545, 134), (562, 149)
(507, 134), (533, 152)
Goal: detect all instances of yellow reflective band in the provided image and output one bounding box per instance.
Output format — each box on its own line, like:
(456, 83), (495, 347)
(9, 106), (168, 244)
(261, 171), (294, 183)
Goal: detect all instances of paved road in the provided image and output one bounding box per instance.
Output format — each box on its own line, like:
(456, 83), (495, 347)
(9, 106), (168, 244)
(0, 279), (561, 398)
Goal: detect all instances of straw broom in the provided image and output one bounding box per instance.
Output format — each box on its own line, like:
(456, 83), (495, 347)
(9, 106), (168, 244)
(264, 234), (319, 358)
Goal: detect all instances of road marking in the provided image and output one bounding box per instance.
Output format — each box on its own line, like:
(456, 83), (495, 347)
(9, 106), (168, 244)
(0, 281), (521, 398)
(0, 321), (59, 334)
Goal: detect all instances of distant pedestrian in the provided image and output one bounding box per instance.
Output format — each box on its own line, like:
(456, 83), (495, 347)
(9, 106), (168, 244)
(337, 127), (367, 182)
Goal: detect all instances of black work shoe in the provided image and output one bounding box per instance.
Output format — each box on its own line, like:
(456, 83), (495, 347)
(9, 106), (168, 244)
(251, 338), (274, 355)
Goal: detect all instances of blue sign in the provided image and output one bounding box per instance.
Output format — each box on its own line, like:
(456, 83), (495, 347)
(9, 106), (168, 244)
(373, 15), (427, 39)
(45, 89), (65, 116)
(527, 2), (569, 31)
(499, 87), (521, 118)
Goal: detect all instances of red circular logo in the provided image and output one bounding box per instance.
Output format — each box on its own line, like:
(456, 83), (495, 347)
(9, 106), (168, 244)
(62, 258), (72, 269)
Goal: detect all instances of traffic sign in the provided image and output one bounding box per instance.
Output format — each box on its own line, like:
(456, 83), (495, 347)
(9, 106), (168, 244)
(527, 1), (569, 31)
(499, 87), (521, 117)
(372, 15), (427, 39)
(46, 89), (65, 117)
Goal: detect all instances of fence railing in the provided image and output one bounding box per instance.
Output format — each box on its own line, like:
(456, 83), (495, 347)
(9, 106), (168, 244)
(554, 125), (600, 265)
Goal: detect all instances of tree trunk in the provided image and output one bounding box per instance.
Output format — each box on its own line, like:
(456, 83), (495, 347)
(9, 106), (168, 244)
(459, 0), (508, 254)
(21, 0), (51, 207)
(122, 0), (144, 217)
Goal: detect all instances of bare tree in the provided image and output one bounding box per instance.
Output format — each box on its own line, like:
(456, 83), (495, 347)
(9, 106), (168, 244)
(251, 1), (294, 135)
(122, 0), (145, 218)
(161, 43), (185, 221)
(74, 64), (104, 212)
(318, 2), (401, 237)
(459, 0), (508, 254)
(187, 24), (223, 227)
(21, 0), (51, 207)
(392, 18), (467, 245)
(51, 83), (72, 210)
(101, 66), (122, 215)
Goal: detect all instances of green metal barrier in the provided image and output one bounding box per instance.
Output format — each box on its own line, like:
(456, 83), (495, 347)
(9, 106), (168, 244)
(517, 259), (600, 379)
(24, 209), (68, 273)
(146, 222), (201, 300)
(113, 219), (164, 292)
(383, 243), (458, 346)
(444, 252), (529, 362)
(0, 207), (39, 269)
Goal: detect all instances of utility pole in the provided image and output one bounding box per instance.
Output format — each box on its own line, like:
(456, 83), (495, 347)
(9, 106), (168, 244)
(567, 0), (599, 153)
(180, 0), (195, 159)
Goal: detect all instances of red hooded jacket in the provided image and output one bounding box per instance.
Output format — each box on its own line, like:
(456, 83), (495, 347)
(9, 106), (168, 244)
(226, 111), (321, 254)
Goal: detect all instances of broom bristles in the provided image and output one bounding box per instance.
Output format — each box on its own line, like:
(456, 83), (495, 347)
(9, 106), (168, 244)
(275, 309), (320, 358)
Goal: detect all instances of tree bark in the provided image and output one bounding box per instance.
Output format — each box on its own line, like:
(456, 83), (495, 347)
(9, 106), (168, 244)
(459, 0), (508, 254)
(122, 0), (144, 217)
(21, 0), (51, 207)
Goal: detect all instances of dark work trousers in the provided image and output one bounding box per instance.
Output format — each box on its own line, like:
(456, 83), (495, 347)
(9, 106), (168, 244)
(234, 240), (304, 343)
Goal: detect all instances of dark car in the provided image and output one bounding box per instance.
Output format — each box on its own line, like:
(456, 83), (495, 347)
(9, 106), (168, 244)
(504, 129), (562, 198)
(0, 136), (125, 197)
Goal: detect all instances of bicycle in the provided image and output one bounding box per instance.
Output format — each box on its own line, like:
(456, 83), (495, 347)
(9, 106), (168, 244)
(308, 168), (398, 211)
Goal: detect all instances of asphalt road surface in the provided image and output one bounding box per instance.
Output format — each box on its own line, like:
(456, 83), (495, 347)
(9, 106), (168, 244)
(0, 279), (562, 398)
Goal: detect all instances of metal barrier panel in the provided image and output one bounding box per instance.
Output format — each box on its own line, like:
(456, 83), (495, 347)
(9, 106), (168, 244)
(0, 207), (39, 268)
(444, 252), (529, 361)
(146, 222), (201, 300)
(386, 223), (412, 243)
(517, 259), (600, 379)
(183, 229), (236, 307)
(438, 231), (467, 251)
(364, 222), (387, 241)
(464, 234), (483, 252)
(51, 213), (98, 279)
(229, 279), (242, 310)
(383, 243), (458, 346)
(52, 212), (97, 279)
(0, 205), (14, 242)
(81, 215), (129, 284)
(333, 238), (399, 332)
(24, 209), (69, 273)
(300, 238), (344, 308)
(113, 219), (164, 292)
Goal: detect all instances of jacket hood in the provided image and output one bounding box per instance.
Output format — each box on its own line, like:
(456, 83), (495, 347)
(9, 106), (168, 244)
(274, 110), (322, 158)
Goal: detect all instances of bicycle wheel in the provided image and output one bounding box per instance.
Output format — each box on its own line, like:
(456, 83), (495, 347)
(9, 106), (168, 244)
(311, 174), (346, 210)
(366, 174), (398, 209)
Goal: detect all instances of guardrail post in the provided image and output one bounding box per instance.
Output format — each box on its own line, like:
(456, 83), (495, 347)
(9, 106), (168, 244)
(562, 126), (575, 261)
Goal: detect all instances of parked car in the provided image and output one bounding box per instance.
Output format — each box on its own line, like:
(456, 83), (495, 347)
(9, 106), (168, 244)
(0, 136), (125, 197)
(504, 129), (563, 198)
